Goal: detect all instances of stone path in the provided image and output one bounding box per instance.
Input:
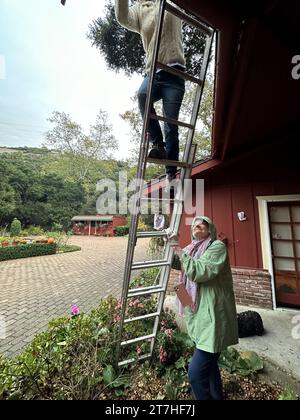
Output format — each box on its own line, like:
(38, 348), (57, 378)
(0, 236), (150, 357)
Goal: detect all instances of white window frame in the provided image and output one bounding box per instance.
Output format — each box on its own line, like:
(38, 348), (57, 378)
(256, 194), (300, 311)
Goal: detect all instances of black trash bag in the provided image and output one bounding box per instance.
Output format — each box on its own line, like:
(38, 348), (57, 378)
(237, 311), (265, 338)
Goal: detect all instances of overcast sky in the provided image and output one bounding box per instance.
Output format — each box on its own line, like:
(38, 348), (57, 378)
(0, 0), (141, 160)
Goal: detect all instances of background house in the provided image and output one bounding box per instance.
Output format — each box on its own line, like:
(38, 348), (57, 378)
(71, 215), (127, 237)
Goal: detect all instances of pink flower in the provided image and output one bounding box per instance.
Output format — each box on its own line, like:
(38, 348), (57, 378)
(165, 329), (172, 339)
(136, 346), (142, 355)
(159, 346), (168, 363)
(71, 304), (80, 317)
(116, 301), (122, 310)
(113, 314), (121, 323)
(129, 299), (142, 308)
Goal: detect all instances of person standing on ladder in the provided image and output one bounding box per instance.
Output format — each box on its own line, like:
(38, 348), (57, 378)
(115, 0), (186, 191)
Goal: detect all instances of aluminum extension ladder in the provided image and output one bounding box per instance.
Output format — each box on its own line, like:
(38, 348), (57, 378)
(115, 0), (215, 368)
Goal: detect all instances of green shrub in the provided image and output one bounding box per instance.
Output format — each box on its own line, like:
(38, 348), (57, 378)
(130, 268), (160, 288)
(0, 296), (122, 400)
(52, 223), (63, 232)
(58, 245), (81, 253)
(0, 291), (190, 400)
(10, 218), (22, 237)
(156, 321), (194, 367)
(218, 347), (264, 376)
(0, 243), (57, 262)
(148, 237), (165, 259)
(0, 236), (9, 242)
(45, 232), (71, 250)
(21, 226), (45, 236)
(115, 225), (129, 236)
(137, 219), (149, 232)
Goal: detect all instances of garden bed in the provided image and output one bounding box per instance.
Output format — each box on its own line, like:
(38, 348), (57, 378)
(0, 231), (81, 261)
(0, 269), (295, 400)
(0, 243), (57, 262)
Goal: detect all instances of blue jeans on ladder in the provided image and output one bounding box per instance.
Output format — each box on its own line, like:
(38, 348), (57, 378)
(137, 70), (185, 176)
(188, 348), (223, 400)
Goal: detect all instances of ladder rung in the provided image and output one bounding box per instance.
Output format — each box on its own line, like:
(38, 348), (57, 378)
(136, 231), (168, 238)
(149, 113), (193, 129)
(124, 312), (160, 324)
(131, 260), (170, 270)
(147, 157), (192, 168)
(165, 2), (212, 36)
(129, 284), (162, 294)
(121, 333), (155, 347)
(156, 62), (202, 85)
(118, 353), (151, 367)
(128, 286), (165, 298)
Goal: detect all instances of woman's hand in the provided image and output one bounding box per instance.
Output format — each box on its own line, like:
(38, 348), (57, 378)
(171, 245), (183, 259)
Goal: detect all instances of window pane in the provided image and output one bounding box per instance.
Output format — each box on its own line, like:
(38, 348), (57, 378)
(292, 206), (300, 222)
(274, 258), (295, 271)
(294, 225), (300, 240)
(270, 206), (290, 222)
(296, 243), (300, 259)
(272, 241), (294, 258)
(276, 277), (299, 295)
(271, 224), (292, 240)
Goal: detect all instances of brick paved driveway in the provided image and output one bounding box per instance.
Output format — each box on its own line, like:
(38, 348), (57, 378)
(0, 236), (149, 357)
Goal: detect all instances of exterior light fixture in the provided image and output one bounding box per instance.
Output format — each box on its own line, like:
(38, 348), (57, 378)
(237, 212), (247, 221)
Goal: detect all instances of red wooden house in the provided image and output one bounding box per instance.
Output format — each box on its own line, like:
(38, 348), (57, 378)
(71, 215), (127, 237)
(147, 0), (300, 310)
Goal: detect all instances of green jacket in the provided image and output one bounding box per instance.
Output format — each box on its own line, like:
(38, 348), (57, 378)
(181, 216), (239, 353)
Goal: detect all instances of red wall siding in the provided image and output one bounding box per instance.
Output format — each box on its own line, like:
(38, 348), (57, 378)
(179, 208), (192, 247)
(112, 216), (127, 229)
(230, 183), (258, 268)
(211, 184), (236, 265)
(179, 140), (300, 269)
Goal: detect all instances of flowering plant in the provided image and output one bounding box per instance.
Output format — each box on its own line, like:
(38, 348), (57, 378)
(71, 304), (80, 318)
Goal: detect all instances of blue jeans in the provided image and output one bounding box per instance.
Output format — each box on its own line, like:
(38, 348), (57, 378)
(188, 349), (223, 400)
(137, 70), (185, 176)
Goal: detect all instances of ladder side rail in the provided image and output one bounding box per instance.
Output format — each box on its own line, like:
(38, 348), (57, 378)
(115, 0), (167, 368)
(150, 144), (197, 360)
